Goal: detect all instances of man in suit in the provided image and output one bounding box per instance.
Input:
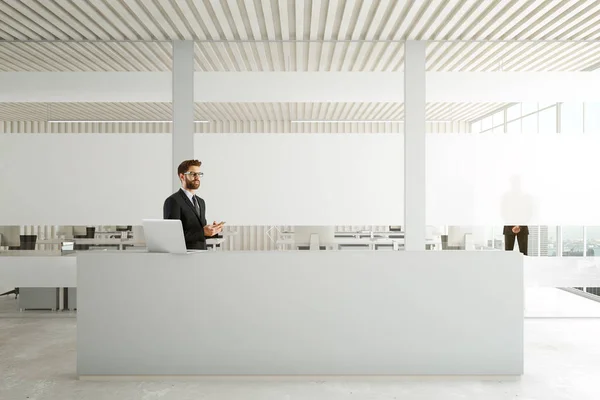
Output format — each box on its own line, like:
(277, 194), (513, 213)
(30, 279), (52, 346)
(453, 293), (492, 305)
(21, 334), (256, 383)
(503, 225), (529, 256)
(163, 159), (223, 250)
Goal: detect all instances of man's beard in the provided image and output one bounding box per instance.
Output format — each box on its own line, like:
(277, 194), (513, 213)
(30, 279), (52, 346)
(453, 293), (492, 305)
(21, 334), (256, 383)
(187, 180), (200, 190)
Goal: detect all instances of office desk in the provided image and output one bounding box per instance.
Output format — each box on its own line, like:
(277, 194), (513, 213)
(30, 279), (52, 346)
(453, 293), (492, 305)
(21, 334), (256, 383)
(206, 237), (226, 250)
(36, 238), (137, 251)
(77, 251), (523, 377)
(277, 231), (440, 251)
(276, 237), (402, 250)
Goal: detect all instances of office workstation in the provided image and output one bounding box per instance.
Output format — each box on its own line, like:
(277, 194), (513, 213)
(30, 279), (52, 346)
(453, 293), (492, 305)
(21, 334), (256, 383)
(2, 3), (600, 399)
(1, 89), (600, 379)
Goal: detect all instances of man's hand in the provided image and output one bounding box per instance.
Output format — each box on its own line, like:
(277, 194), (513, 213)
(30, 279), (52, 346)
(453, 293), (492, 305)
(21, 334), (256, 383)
(204, 221), (225, 237)
(204, 224), (219, 237)
(512, 226), (521, 234)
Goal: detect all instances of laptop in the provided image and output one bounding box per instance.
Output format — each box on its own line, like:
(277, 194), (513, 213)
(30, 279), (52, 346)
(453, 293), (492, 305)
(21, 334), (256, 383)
(142, 219), (206, 254)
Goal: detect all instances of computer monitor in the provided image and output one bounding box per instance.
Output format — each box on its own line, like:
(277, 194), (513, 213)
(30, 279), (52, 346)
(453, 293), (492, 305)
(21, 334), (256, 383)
(293, 226), (335, 250)
(142, 219), (204, 254)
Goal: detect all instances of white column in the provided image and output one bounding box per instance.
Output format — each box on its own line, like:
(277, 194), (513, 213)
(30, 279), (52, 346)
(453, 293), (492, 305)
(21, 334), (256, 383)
(404, 41), (426, 251)
(172, 41), (195, 192)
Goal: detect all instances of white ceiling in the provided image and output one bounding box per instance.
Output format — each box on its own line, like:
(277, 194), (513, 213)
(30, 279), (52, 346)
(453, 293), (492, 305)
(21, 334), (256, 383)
(3, 40), (600, 72)
(0, 0), (597, 125)
(1, 0), (600, 72)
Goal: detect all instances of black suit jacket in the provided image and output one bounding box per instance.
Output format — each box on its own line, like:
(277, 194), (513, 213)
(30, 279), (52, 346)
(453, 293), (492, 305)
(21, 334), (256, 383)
(163, 189), (207, 250)
(503, 225), (529, 235)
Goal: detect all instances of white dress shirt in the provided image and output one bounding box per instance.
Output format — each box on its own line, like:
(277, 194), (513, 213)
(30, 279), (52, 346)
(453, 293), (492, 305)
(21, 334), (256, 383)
(182, 188), (196, 205)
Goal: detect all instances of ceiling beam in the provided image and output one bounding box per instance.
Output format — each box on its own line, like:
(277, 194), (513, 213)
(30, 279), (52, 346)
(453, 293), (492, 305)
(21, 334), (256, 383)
(1, 71), (600, 103)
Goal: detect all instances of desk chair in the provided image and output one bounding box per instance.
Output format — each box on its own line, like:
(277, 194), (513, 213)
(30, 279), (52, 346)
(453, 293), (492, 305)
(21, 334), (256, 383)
(0, 288), (18, 299)
(1, 244), (24, 299)
(1, 236), (38, 300)
(206, 234), (223, 250)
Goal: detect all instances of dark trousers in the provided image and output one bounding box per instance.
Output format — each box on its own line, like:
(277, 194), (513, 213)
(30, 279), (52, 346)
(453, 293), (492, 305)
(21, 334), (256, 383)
(505, 233), (528, 256)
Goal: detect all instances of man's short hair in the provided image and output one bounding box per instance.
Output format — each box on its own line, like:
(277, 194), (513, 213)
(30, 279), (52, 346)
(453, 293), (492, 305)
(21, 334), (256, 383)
(177, 159), (202, 176)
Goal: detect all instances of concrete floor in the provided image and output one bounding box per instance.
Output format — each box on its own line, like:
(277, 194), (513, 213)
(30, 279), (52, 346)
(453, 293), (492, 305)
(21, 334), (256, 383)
(1, 289), (600, 399)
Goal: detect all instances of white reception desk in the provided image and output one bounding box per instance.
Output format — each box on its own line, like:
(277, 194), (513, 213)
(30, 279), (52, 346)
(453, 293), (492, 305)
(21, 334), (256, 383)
(77, 251), (524, 377)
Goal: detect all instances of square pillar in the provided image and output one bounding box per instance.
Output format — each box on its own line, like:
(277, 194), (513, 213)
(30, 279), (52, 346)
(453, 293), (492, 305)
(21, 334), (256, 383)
(172, 40), (195, 192)
(404, 41), (426, 250)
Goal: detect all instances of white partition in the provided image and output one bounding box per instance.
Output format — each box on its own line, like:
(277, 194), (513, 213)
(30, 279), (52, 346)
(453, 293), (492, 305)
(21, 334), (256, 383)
(0, 134), (171, 225)
(427, 133), (600, 225)
(0, 255), (76, 287)
(524, 257), (600, 287)
(195, 133), (404, 226)
(5, 131), (599, 227)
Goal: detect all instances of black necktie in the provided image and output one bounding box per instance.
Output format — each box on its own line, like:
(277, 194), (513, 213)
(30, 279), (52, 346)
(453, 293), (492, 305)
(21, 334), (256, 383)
(192, 196), (200, 215)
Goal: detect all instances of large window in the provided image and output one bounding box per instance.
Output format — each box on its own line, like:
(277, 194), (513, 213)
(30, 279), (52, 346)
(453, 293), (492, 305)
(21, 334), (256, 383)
(522, 113), (538, 133)
(492, 110), (504, 127)
(585, 226), (600, 256)
(539, 106), (557, 133)
(528, 225), (557, 256)
(585, 103), (600, 133)
(474, 102), (558, 134)
(522, 102), (538, 115)
(546, 226), (558, 257)
(507, 104), (521, 121)
(562, 226), (584, 257)
(560, 102), (584, 133)
(507, 119), (521, 133)
(469, 103), (597, 258)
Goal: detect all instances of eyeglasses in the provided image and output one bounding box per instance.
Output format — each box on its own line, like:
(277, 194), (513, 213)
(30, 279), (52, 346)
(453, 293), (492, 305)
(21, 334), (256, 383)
(183, 172), (203, 178)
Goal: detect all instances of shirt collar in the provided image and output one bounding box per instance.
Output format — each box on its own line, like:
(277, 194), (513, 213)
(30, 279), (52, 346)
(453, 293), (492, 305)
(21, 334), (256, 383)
(182, 188), (195, 202)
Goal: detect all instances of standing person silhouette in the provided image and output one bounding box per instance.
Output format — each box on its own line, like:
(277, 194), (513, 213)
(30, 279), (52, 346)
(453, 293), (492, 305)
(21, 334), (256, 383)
(501, 175), (533, 256)
(503, 225), (528, 255)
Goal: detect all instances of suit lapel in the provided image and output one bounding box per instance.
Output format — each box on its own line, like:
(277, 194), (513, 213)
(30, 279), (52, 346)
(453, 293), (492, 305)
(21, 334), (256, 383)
(178, 189), (201, 220)
(197, 197), (204, 220)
